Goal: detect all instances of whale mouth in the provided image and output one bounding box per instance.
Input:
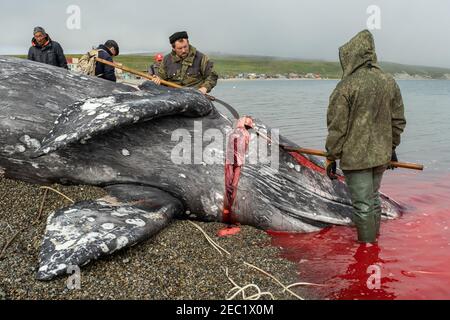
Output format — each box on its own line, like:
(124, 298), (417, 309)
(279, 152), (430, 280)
(273, 202), (353, 226)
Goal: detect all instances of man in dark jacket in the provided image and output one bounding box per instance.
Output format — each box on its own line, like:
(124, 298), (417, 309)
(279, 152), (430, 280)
(27, 27), (68, 69)
(95, 40), (120, 82)
(152, 31), (218, 94)
(325, 30), (406, 244)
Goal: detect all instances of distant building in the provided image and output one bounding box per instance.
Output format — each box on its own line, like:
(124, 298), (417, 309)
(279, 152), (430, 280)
(66, 57), (79, 72)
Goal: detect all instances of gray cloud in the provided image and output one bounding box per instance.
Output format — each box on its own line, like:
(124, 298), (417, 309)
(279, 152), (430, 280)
(1, 0), (450, 68)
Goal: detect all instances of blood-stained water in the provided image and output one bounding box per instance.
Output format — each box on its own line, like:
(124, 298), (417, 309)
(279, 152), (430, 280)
(214, 79), (450, 299)
(270, 172), (450, 300)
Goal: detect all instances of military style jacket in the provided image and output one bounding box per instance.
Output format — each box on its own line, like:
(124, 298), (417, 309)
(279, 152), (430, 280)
(157, 45), (218, 93)
(325, 30), (406, 171)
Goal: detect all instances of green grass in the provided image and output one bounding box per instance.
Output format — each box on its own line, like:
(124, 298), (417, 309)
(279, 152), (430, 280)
(12, 54), (450, 79)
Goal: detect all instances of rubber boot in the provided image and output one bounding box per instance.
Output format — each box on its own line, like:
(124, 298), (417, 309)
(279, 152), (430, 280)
(374, 212), (381, 236)
(372, 165), (386, 237)
(353, 211), (377, 243)
(344, 168), (377, 244)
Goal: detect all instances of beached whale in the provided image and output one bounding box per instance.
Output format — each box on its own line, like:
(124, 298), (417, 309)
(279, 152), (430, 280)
(0, 56), (402, 280)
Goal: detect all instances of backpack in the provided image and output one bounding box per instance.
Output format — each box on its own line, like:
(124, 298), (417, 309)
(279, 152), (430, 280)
(77, 49), (104, 76)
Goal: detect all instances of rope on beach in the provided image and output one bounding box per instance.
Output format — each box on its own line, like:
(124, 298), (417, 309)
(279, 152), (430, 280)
(39, 186), (75, 204)
(188, 221), (230, 256)
(0, 229), (21, 260)
(224, 267), (275, 300)
(188, 221), (323, 300)
(35, 188), (49, 223)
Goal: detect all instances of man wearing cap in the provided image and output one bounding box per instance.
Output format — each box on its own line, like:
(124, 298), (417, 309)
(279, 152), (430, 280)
(27, 27), (68, 69)
(149, 53), (163, 76)
(152, 31), (218, 94)
(94, 40), (120, 82)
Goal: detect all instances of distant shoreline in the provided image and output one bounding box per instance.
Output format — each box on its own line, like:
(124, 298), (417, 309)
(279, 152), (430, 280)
(7, 55), (449, 81)
(218, 77), (447, 82)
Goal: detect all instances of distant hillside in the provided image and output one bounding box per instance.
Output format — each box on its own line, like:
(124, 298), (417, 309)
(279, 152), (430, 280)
(11, 54), (450, 79)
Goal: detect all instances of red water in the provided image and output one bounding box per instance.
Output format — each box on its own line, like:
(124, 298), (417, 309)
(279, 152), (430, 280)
(269, 171), (450, 300)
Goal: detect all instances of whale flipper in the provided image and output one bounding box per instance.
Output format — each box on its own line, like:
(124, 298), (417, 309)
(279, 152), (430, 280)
(37, 185), (183, 281)
(33, 89), (213, 157)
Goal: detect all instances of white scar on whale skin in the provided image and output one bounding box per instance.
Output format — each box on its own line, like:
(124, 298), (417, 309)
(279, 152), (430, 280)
(95, 113), (111, 120)
(55, 135), (67, 142)
(101, 223), (115, 230)
(125, 219), (146, 227)
(80, 97), (116, 112)
(19, 135), (41, 150)
(115, 236), (129, 250)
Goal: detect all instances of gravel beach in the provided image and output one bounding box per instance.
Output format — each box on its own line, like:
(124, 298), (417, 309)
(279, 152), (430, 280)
(0, 177), (312, 300)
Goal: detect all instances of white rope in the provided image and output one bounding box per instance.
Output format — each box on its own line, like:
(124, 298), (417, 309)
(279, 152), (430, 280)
(40, 186), (75, 204)
(224, 267), (275, 300)
(188, 220), (230, 256)
(189, 221), (324, 300)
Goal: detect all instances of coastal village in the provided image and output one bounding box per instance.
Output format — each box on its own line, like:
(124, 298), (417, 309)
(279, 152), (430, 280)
(66, 57), (324, 80)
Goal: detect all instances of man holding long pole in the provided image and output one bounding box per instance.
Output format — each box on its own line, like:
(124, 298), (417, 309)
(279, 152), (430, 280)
(152, 31), (218, 95)
(325, 30), (407, 244)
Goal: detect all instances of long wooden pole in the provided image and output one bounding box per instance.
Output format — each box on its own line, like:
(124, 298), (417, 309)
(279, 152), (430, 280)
(283, 147), (424, 171)
(96, 57), (423, 171)
(95, 57), (181, 88)
(95, 57), (240, 119)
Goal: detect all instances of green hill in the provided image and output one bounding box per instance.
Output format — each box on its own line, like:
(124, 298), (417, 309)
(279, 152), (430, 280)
(11, 54), (450, 79)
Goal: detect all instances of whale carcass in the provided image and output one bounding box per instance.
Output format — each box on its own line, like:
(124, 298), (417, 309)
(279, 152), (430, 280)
(0, 57), (402, 280)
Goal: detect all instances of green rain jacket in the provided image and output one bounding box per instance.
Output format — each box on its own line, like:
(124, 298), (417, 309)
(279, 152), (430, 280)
(158, 45), (218, 93)
(325, 30), (406, 171)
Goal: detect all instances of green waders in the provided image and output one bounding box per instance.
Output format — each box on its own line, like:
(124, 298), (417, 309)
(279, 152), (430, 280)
(343, 165), (386, 243)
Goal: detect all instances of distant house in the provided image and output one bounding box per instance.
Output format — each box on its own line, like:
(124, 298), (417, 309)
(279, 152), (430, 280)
(288, 73), (300, 79)
(66, 57), (79, 72)
(275, 74), (287, 79)
(247, 73), (257, 79)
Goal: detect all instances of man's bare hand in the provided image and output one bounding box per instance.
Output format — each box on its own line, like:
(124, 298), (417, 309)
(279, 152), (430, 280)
(198, 87), (208, 95)
(152, 76), (162, 86)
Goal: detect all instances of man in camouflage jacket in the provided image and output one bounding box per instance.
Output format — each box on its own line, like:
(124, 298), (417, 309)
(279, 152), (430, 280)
(152, 31), (218, 94)
(325, 30), (406, 243)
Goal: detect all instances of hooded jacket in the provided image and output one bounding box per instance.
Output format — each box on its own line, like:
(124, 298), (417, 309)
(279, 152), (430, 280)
(27, 35), (68, 69)
(325, 30), (406, 171)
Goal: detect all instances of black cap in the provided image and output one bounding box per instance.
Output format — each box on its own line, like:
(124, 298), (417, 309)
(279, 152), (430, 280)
(104, 40), (119, 56)
(169, 31), (188, 45)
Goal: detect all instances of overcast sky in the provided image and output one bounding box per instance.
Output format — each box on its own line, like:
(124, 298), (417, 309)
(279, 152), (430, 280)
(1, 0), (450, 68)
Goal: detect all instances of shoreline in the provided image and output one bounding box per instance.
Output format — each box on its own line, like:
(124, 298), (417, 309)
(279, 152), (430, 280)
(218, 77), (448, 82)
(0, 177), (313, 300)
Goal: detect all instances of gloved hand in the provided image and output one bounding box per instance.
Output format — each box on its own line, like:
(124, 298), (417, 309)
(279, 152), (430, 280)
(326, 159), (338, 180)
(388, 150), (398, 170)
